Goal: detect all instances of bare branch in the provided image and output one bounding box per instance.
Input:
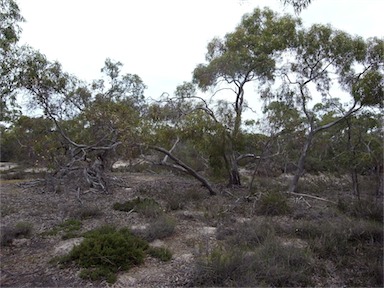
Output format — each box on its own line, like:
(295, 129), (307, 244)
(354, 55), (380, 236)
(148, 145), (217, 195)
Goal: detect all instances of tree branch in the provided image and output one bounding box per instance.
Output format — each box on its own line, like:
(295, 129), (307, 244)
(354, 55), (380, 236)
(148, 145), (217, 195)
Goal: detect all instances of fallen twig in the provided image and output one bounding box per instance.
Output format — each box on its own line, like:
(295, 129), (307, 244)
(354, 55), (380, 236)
(288, 191), (336, 204)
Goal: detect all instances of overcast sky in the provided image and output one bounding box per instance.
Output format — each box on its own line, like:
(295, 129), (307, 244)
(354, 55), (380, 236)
(17, 0), (384, 108)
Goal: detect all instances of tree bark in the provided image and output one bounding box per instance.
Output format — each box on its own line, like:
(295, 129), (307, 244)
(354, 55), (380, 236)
(148, 145), (217, 196)
(289, 131), (314, 193)
(351, 169), (360, 200)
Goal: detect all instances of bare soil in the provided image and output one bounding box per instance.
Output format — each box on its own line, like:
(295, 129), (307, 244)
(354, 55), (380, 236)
(0, 173), (222, 287)
(1, 171), (382, 287)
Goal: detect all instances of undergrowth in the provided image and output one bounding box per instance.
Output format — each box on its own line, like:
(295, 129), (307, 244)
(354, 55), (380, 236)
(53, 225), (172, 284)
(113, 197), (163, 218)
(193, 237), (314, 287)
(1, 221), (33, 246)
(41, 219), (82, 239)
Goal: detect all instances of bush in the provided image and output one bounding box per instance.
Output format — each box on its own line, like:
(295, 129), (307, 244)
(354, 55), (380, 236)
(113, 197), (163, 218)
(57, 226), (149, 284)
(293, 217), (383, 287)
(1, 221), (33, 246)
(192, 239), (314, 287)
(140, 215), (176, 242)
(42, 219), (82, 239)
(147, 247), (173, 261)
(70, 206), (103, 220)
(216, 220), (275, 248)
(256, 191), (292, 216)
(337, 198), (383, 223)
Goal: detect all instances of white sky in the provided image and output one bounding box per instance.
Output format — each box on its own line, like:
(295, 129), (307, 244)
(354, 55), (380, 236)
(16, 0), (384, 112)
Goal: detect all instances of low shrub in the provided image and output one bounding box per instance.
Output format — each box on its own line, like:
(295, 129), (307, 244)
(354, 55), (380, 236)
(113, 197), (163, 218)
(140, 215), (176, 242)
(57, 225), (149, 284)
(41, 219), (82, 239)
(337, 198), (383, 223)
(255, 191), (292, 216)
(216, 220), (275, 248)
(192, 239), (314, 287)
(70, 206), (103, 220)
(293, 217), (383, 287)
(147, 247), (173, 261)
(0, 221), (33, 246)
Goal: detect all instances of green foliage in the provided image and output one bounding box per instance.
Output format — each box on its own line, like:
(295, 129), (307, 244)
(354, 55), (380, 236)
(164, 187), (206, 211)
(193, 239), (314, 287)
(216, 220), (275, 248)
(147, 247), (173, 262)
(193, 8), (299, 90)
(113, 197), (163, 218)
(294, 218), (382, 258)
(337, 198), (383, 223)
(1, 221), (33, 246)
(0, 116), (60, 165)
(70, 206), (103, 220)
(42, 219), (82, 239)
(79, 267), (117, 284)
(140, 215), (176, 242)
(58, 226), (149, 284)
(256, 191), (292, 216)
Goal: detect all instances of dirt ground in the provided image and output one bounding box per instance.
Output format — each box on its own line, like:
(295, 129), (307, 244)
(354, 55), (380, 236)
(0, 173), (224, 287)
(1, 170), (382, 287)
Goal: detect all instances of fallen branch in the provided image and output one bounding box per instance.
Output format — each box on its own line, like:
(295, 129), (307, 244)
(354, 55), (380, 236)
(148, 145), (217, 196)
(288, 191), (336, 204)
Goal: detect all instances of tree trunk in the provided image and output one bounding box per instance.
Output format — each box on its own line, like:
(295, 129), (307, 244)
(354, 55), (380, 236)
(224, 148), (241, 187)
(289, 131), (314, 193)
(375, 164), (383, 197)
(351, 169), (360, 200)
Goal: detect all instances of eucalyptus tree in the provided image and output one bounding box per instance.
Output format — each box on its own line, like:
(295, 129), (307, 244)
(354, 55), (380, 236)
(142, 83), (220, 195)
(0, 0), (24, 121)
(193, 7), (299, 186)
(281, 0), (313, 12)
(262, 101), (305, 174)
(333, 112), (383, 198)
(279, 25), (383, 192)
(13, 52), (146, 193)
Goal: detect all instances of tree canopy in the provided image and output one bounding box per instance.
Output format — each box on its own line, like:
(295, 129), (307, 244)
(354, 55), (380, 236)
(1, 1), (382, 198)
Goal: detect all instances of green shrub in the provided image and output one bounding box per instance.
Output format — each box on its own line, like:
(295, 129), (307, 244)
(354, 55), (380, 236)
(294, 219), (383, 260)
(113, 197), (163, 218)
(140, 215), (176, 242)
(59, 219), (82, 232)
(57, 226), (149, 284)
(42, 219), (83, 239)
(1, 221), (33, 246)
(165, 192), (185, 211)
(147, 247), (173, 262)
(216, 220), (275, 248)
(79, 267), (117, 284)
(71, 206), (103, 220)
(192, 239), (314, 287)
(337, 198), (383, 223)
(256, 191), (292, 216)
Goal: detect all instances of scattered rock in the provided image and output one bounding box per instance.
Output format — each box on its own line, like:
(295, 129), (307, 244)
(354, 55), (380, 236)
(53, 238), (83, 255)
(201, 226), (216, 235)
(12, 238), (31, 247)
